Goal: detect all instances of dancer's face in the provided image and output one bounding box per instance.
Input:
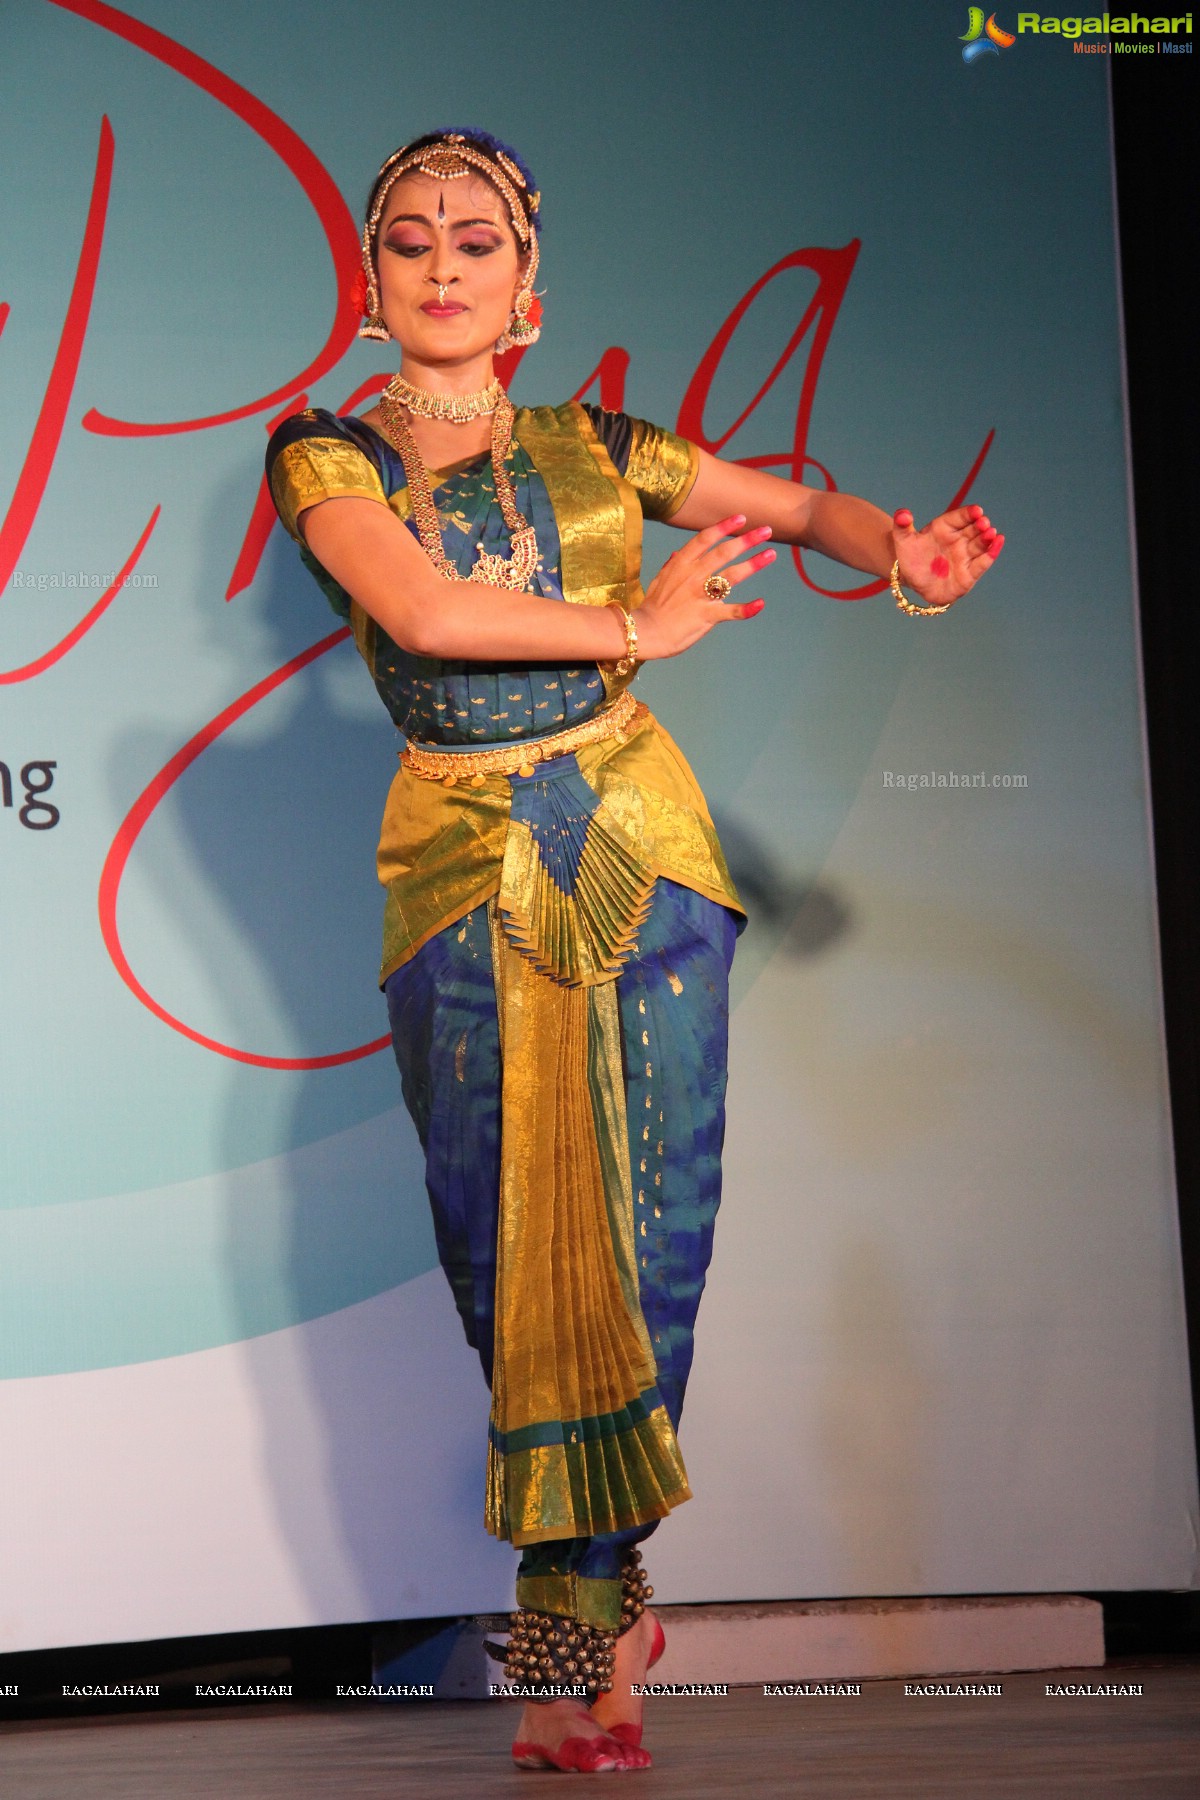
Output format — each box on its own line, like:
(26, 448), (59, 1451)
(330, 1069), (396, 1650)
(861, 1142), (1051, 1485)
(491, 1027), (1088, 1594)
(375, 171), (525, 366)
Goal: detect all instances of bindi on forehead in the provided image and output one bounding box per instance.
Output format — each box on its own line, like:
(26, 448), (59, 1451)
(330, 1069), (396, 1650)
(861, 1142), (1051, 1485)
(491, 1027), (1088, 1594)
(383, 194), (507, 234)
(378, 166), (514, 245)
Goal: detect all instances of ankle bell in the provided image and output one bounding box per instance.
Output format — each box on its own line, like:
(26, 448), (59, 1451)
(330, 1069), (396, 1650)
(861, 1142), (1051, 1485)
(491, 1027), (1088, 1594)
(502, 1605), (617, 1701)
(618, 1546), (655, 1636)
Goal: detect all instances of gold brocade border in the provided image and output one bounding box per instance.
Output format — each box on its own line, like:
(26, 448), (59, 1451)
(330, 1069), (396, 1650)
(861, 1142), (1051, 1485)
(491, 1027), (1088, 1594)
(566, 402), (646, 602)
(380, 877), (502, 987)
(375, 707), (746, 987)
(574, 708), (744, 912)
(488, 919), (657, 1427)
(582, 766), (731, 904)
(482, 907), (691, 1544)
(626, 418), (702, 522)
(510, 404), (643, 704)
(499, 813), (657, 988)
(514, 1575), (623, 1633)
(587, 959), (650, 1335)
(486, 1408), (693, 1548)
(269, 438), (389, 543)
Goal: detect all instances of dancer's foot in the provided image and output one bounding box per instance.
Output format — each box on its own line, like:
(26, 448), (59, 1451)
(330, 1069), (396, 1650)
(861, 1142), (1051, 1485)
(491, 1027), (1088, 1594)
(588, 1608), (666, 1751)
(511, 1696), (650, 1771)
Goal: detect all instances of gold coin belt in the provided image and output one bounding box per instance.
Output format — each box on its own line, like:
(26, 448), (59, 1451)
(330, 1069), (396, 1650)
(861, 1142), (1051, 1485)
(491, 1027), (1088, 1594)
(401, 691), (643, 786)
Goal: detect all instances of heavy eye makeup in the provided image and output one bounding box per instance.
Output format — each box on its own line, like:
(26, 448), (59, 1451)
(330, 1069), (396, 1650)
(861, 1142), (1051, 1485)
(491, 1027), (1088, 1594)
(382, 229), (434, 258)
(382, 227), (505, 258)
(457, 232), (504, 256)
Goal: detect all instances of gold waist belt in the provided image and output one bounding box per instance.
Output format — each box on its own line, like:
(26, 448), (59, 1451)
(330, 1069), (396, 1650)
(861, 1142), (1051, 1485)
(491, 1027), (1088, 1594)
(401, 689), (643, 787)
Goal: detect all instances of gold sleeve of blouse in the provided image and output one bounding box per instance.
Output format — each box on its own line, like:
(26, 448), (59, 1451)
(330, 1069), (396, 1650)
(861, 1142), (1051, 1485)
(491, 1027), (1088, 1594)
(268, 435), (389, 543)
(622, 417), (701, 521)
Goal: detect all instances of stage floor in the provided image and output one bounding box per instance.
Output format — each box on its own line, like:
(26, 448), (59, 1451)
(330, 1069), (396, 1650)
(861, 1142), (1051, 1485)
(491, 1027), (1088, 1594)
(1, 1658), (1196, 1798)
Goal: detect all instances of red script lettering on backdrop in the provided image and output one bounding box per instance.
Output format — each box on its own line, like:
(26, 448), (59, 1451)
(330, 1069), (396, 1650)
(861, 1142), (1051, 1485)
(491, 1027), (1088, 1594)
(3, 2), (994, 1064)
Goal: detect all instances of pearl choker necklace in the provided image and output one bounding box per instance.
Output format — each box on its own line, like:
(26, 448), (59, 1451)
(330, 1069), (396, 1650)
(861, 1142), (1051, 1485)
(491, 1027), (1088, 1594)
(383, 373), (504, 424)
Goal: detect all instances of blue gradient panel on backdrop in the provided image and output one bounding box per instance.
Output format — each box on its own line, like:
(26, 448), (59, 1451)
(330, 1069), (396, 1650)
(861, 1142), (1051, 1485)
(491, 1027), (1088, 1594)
(1, 0), (1195, 1647)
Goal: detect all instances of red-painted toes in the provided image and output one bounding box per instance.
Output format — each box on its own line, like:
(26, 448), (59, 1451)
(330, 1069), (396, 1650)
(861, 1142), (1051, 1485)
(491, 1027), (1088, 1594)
(512, 1733), (629, 1772)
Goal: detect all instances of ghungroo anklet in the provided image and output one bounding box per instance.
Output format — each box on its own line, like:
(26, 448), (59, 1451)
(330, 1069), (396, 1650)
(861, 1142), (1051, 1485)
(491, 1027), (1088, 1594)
(501, 1606), (617, 1702)
(618, 1546), (654, 1635)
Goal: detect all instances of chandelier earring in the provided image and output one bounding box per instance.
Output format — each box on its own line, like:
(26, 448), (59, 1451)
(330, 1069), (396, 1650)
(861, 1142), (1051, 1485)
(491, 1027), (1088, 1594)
(496, 237), (542, 353)
(354, 236), (391, 342)
(496, 287), (541, 352)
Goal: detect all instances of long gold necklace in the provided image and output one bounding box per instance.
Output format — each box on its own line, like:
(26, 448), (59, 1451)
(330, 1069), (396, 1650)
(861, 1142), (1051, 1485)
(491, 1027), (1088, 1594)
(383, 371), (504, 423)
(377, 390), (539, 591)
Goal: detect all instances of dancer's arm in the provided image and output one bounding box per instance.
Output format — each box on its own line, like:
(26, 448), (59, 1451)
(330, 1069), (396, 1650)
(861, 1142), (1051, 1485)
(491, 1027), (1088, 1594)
(669, 447), (1004, 610)
(300, 498), (775, 664)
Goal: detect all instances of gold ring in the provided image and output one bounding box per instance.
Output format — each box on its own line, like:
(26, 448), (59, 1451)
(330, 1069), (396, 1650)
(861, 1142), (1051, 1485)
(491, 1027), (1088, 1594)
(704, 574), (732, 602)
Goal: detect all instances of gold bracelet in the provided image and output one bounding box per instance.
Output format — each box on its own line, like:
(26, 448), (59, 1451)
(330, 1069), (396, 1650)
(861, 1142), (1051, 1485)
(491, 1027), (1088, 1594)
(890, 559), (953, 618)
(608, 602), (639, 676)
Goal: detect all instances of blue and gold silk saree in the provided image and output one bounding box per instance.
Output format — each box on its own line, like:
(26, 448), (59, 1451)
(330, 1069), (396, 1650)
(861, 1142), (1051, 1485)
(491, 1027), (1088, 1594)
(268, 400), (744, 1628)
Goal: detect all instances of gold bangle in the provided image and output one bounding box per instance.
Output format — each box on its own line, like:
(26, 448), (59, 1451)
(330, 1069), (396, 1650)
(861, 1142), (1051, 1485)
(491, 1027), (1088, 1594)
(890, 559), (952, 618)
(608, 602), (639, 677)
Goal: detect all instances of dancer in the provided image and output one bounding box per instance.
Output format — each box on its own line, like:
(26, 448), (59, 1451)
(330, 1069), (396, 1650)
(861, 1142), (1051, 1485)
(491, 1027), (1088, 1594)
(266, 127), (1002, 1772)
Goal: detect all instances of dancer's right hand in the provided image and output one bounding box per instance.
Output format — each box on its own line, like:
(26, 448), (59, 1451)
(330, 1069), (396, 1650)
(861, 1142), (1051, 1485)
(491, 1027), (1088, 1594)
(634, 515), (774, 660)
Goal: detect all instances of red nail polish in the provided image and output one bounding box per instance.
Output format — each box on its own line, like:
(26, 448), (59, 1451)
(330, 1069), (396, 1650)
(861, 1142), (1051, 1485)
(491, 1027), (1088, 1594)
(744, 599), (765, 617)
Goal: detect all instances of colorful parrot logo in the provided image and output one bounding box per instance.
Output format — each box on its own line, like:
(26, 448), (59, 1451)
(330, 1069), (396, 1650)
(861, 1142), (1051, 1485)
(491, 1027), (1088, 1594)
(961, 8), (1016, 61)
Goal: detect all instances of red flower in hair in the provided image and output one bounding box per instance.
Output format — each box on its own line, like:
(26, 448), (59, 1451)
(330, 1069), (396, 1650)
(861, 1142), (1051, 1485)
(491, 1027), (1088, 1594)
(349, 265), (370, 318)
(525, 292), (543, 327)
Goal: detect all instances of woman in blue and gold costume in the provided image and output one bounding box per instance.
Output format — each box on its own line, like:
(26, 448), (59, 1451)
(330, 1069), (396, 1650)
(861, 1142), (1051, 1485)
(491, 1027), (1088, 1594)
(267, 128), (1003, 1773)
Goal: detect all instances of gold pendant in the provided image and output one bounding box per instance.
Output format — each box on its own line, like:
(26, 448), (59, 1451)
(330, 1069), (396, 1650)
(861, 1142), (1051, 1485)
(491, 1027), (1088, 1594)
(377, 395), (540, 592)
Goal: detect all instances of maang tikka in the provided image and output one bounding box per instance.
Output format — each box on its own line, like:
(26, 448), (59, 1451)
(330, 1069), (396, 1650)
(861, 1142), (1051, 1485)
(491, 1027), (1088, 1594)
(356, 132), (542, 347)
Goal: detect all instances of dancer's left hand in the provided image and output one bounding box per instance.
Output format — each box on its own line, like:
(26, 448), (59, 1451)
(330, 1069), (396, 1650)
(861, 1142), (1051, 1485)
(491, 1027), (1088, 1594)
(891, 504), (1004, 608)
